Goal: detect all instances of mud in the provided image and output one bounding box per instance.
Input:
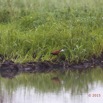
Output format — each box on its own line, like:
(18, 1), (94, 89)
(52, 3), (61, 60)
(0, 53), (103, 78)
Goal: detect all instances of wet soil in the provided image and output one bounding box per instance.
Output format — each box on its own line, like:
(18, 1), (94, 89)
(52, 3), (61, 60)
(0, 53), (103, 78)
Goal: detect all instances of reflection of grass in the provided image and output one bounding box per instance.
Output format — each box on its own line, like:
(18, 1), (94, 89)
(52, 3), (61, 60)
(1, 73), (62, 93)
(0, 0), (103, 63)
(0, 68), (103, 95)
(63, 68), (103, 95)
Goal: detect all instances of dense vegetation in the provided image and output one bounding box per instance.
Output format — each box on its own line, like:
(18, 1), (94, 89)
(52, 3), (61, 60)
(0, 0), (103, 63)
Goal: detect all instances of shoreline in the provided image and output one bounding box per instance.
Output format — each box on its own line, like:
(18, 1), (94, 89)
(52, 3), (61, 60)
(0, 53), (103, 78)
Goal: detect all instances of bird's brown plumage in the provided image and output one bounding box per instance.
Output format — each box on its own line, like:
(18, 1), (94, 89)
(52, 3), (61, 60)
(51, 50), (61, 55)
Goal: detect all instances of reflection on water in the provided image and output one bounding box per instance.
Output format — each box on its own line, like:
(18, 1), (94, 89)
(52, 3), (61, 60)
(0, 68), (103, 103)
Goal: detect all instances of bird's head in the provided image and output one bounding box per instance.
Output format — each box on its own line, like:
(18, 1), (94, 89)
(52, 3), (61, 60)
(60, 49), (65, 52)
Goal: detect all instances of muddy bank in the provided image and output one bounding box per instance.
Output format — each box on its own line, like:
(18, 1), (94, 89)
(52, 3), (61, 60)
(0, 53), (103, 78)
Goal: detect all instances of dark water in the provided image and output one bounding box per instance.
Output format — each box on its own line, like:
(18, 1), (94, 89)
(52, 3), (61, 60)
(0, 68), (103, 103)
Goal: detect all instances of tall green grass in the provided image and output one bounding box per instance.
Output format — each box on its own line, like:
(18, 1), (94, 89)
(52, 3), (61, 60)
(0, 0), (103, 63)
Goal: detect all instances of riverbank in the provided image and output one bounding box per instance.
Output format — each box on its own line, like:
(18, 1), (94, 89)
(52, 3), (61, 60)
(0, 0), (103, 63)
(0, 0), (103, 74)
(0, 52), (103, 78)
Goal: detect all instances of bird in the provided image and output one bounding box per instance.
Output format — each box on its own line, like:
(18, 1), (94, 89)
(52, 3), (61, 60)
(51, 49), (64, 55)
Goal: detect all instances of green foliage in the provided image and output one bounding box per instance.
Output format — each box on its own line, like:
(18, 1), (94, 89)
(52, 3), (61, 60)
(0, 0), (103, 62)
(19, 14), (47, 31)
(0, 10), (11, 23)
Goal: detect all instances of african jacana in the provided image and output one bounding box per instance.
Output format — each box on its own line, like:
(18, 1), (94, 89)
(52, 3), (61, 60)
(51, 49), (64, 55)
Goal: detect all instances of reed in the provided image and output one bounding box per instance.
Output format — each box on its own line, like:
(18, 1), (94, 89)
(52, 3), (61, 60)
(0, 0), (103, 63)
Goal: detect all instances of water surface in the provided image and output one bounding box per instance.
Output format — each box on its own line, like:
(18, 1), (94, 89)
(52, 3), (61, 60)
(0, 68), (103, 103)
